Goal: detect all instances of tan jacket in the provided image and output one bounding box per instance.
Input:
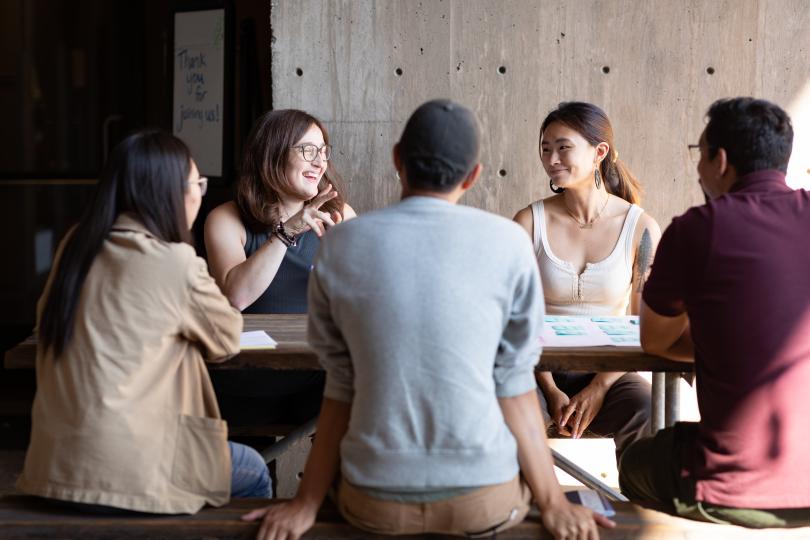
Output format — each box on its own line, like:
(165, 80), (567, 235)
(17, 214), (242, 514)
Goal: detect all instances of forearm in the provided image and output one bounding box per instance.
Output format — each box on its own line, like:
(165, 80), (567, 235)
(499, 391), (567, 509)
(589, 371), (623, 390)
(640, 303), (694, 362)
(222, 237), (288, 310)
(294, 398), (351, 510)
(535, 371), (559, 396)
(658, 325), (694, 362)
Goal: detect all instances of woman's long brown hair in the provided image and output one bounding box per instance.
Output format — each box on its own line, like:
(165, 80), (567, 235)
(236, 109), (346, 231)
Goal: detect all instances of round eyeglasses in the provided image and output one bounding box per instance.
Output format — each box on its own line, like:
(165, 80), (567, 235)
(291, 143), (332, 162)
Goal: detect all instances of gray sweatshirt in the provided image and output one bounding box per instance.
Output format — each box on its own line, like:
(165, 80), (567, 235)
(308, 196), (544, 489)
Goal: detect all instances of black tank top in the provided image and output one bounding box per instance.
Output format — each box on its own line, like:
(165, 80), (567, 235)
(242, 228), (320, 314)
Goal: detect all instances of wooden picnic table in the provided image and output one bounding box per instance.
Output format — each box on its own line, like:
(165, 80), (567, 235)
(3, 314), (691, 431)
(3, 313), (691, 500)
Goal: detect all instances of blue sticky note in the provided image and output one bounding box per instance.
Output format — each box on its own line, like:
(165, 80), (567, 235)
(555, 329), (587, 336)
(600, 327), (634, 335)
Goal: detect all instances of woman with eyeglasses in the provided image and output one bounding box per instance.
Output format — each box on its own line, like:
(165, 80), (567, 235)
(204, 110), (354, 426)
(513, 102), (661, 462)
(17, 130), (271, 514)
(205, 109), (355, 314)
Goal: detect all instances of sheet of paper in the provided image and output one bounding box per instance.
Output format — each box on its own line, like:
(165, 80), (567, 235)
(541, 316), (640, 347)
(240, 330), (278, 350)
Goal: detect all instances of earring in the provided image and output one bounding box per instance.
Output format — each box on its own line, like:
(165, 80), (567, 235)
(549, 178), (565, 194)
(594, 168), (602, 189)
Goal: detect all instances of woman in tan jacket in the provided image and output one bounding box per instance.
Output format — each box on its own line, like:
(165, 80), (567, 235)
(16, 130), (271, 514)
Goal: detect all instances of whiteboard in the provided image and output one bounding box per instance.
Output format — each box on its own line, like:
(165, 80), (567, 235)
(173, 9), (225, 177)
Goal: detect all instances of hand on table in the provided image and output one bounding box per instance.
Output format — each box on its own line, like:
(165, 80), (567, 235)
(558, 383), (607, 439)
(285, 184), (342, 237)
(241, 499), (318, 540)
(540, 499), (615, 540)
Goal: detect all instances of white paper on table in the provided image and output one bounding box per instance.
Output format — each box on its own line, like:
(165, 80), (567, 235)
(540, 316), (640, 347)
(239, 330), (278, 350)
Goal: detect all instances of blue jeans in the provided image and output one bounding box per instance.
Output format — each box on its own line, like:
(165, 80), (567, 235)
(229, 441), (272, 498)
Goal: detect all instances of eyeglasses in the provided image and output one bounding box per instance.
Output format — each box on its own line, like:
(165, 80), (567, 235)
(687, 144), (701, 163)
(291, 143), (332, 162)
(189, 176), (208, 196)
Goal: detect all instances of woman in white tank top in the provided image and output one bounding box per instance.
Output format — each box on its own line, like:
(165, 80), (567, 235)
(514, 102), (662, 460)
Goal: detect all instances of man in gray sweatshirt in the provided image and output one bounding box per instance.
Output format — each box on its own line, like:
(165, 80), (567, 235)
(244, 100), (614, 539)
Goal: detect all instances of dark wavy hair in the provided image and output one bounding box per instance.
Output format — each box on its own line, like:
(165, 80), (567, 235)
(540, 102), (641, 204)
(704, 97), (793, 176)
(236, 109), (345, 231)
(39, 130), (193, 358)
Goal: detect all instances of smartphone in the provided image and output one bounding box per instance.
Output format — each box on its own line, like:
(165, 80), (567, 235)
(564, 488), (616, 517)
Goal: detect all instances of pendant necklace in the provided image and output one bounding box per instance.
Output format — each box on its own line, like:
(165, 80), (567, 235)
(565, 194), (610, 229)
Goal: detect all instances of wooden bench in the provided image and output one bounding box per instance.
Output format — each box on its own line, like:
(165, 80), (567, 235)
(4, 494), (810, 539)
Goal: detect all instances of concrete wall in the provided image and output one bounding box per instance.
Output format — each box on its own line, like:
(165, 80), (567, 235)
(271, 0), (810, 227)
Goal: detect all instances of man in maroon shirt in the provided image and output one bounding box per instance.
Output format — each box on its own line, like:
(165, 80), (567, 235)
(620, 97), (810, 528)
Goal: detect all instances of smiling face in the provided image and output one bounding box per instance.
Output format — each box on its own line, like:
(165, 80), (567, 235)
(540, 121), (604, 189)
(284, 123), (328, 201)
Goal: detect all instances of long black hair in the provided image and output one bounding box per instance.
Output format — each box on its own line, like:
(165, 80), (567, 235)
(39, 130), (193, 358)
(541, 102), (642, 204)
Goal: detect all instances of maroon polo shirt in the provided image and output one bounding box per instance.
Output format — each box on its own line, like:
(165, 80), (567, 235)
(643, 170), (810, 509)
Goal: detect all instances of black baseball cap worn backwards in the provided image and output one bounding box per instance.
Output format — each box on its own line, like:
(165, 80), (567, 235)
(398, 99), (481, 190)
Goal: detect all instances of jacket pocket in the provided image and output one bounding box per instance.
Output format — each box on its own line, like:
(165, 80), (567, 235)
(171, 415), (230, 504)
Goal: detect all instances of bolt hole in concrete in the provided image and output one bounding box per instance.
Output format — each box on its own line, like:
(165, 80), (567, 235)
(296, 472), (304, 479)
(706, 66), (715, 75)
(498, 169), (507, 177)
(601, 66), (610, 74)
(498, 65), (507, 74)
(395, 67), (403, 76)
(295, 67), (303, 77)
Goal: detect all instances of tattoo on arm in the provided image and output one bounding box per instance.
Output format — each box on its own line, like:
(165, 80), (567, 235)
(633, 228), (653, 291)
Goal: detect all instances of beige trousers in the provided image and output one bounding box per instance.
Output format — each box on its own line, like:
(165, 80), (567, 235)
(337, 476), (533, 537)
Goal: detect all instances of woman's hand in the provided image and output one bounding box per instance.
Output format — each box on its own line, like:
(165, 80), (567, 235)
(285, 184), (341, 237)
(242, 499), (318, 540)
(545, 387), (572, 436)
(540, 499), (615, 540)
(558, 382), (608, 439)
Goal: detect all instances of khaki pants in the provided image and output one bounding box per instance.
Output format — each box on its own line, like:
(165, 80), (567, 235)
(338, 476), (532, 537)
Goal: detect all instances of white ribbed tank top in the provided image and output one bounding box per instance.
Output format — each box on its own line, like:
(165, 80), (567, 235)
(531, 200), (642, 316)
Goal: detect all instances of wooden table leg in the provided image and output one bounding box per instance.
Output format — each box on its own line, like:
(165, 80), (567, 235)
(651, 372), (665, 434)
(665, 373), (681, 427)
